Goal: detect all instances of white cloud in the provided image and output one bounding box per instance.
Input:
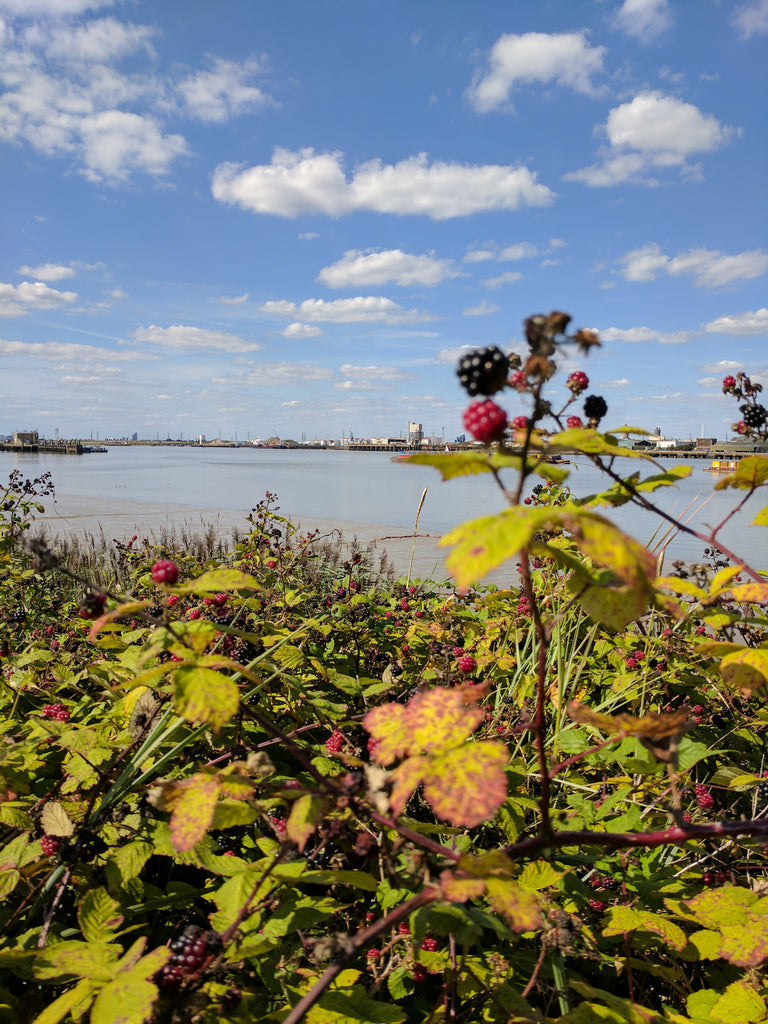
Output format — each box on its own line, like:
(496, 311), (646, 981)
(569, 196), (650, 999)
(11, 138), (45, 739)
(566, 92), (732, 186)
(44, 17), (155, 62)
(482, 270), (523, 289)
(463, 249), (496, 263)
(261, 296), (437, 324)
(132, 325), (263, 352)
(733, 0), (768, 38)
(317, 249), (460, 288)
(497, 242), (538, 261)
(617, 244), (768, 287)
(211, 148), (554, 219)
(467, 31), (605, 113)
(0, 339), (147, 362)
(216, 293), (249, 304)
(282, 322), (324, 338)
(603, 378), (632, 388)
(601, 326), (693, 344)
(338, 364), (416, 382)
(78, 110), (189, 183)
(700, 360), (745, 373)
(106, 287), (126, 299)
(0, 280), (77, 316)
(17, 262), (75, 281)
(298, 232), (319, 240)
(212, 363), (336, 386)
(611, 0), (673, 39)
(176, 57), (273, 122)
(0, 0), (113, 12)
(463, 300), (499, 316)
(703, 309), (768, 335)
(434, 345), (477, 365)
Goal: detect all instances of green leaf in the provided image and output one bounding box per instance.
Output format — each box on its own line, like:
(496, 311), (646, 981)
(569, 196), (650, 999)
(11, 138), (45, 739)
(89, 946), (169, 1024)
(440, 508), (543, 590)
(602, 905), (687, 951)
(172, 568), (261, 594)
(751, 504), (768, 527)
(402, 451), (503, 480)
(286, 795), (329, 853)
(548, 427), (653, 460)
(78, 889), (124, 944)
(173, 664), (239, 729)
(306, 969), (407, 1024)
(710, 979), (766, 1024)
(168, 776), (220, 853)
(34, 941), (120, 983)
(31, 978), (96, 1024)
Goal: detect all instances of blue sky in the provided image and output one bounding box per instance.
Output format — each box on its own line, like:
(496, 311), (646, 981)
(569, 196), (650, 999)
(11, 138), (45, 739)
(1, 0), (766, 443)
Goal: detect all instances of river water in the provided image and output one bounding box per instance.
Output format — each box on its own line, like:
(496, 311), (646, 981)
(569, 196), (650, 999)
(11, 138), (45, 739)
(1, 447), (767, 586)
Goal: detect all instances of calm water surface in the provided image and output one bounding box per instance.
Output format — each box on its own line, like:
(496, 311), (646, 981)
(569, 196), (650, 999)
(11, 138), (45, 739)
(2, 447), (766, 585)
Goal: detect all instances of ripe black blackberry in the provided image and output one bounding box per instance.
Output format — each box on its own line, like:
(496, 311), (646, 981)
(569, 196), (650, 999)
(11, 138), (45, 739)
(741, 404), (767, 429)
(157, 925), (221, 989)
(757, 779), (768, 802)
(583, 395), (608, 422)
(456, 346), (510, 397)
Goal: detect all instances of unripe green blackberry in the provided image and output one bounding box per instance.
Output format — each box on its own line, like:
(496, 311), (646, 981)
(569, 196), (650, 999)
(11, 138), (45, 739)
(456, 347), (510, 396)
(742, 404), (767, 428)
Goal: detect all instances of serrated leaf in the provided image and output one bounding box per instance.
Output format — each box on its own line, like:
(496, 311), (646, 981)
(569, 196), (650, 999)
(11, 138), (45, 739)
(720, 917), (768, 967)
(363, 704), (411, 766)
(549, 427), (653, 460)
(686, 929), (723, 960)
(40, 801), (75, 838)
(173, 664), (239, 729)
(710, 979), (766, 1024)
(172, 568), (261, 595)
(272, 644), (307, 669)
(603, 906), (687, 951)
(90, 947), (169, 1024)
(408, 688), (483, 756)
(168, 776), (220, 853)
(485, 878), (542, 932)
(306, 974), (407, 1023)
(424, 742), (508, 827)
(78, 889), (124, 943)
(286, 795), (329, 853)
(34, 941), (120, 982)
(440, 507), (543, 590)
(719, 648), (768, 691)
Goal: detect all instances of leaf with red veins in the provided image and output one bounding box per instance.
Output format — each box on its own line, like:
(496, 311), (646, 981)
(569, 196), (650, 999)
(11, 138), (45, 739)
(363, 704), (411, 765)
(389, 756), (431, 817)
(423, 742), (508, 827)
(169, 776), (220, 852)
(409, 688), (483, 755)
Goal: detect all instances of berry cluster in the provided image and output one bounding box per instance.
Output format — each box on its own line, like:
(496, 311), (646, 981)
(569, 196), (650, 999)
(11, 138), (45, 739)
(151, 559), (179, 585)
(41, 703), (69, 722)
(456, 346), (510, 396)
(566, 371), (589, 395)
(157, 926), (219, 989)
(583, 395), (608, 424)
(722, 372), (768, 438)
(77, 592), (106, 620)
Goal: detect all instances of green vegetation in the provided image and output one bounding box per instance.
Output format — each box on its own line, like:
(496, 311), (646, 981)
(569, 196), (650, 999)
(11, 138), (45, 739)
(3, 315), (768, 1024)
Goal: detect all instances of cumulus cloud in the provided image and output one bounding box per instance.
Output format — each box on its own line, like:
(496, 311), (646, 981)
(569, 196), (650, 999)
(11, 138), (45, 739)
(211, 148), (554, 219)
(317, 249), (460, 288)
(212, 363), (336, 386)
(467, 31), (605, 112)
(703, 309), (768, 335)
(44, 17), (155, 61)
(617, 244), (768, 287)
(17, 263), (75, 281)
(482, 270), (523, 289)
(565, 92), (732, 186)
(176, 57), (273, 122)
(261, 296), (437, 324)
(0, 280), (77, 316)
(733, 0), (768, 38)
(132, 325), (263, 352)
(0, 338), (147, 362)
(463, 300), (500, 316)
(611, 0), (673, 39)
(700, 360), (745, 373)
(463, 249), (496, 263)
(339, 364), (416, 382)
(601, 326), (693, 344)
(282, 323), (325, 338)
(216, 293), (249, 304)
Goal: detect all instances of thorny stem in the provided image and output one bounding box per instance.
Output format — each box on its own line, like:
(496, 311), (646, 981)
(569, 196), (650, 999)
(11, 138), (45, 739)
(281, 888), (439, 1024)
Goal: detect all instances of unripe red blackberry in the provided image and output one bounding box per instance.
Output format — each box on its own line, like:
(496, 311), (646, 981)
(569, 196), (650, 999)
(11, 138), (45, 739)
(583, 395), (608, 423)
(722, 375), (736, 391)
(412, 964), (428, 982)
(40, 835), (59, 856)
(566, 415), (583, 429)
(325, 729), (344, 753)
(462, 400), (508, 444)
(421, 936), (438, 951)
(457, 654), (476, 674)
(566, 371), (589, 394)
(510, 415), (529, 430)
(41, 703), (69, 722)
(456, 346), (510, 396)
(151, 559), (179, 585)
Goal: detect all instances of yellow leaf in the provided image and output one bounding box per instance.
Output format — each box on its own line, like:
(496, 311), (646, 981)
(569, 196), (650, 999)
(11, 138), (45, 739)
(173, 665), (239, 730)
(286, 795), (329, 853)
(169, 776), (220, 852)
(485, 877), (542, 932)
(424, 742), (508, 827)
(728, 583), (768, 604)
(363, 704), (411, 766)
(408, 688), (482, 756)
(720, 648), (768, 691)
(568, 701), (693, 739)
(389, 756), (430, 818)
